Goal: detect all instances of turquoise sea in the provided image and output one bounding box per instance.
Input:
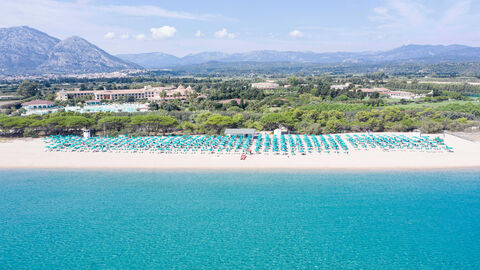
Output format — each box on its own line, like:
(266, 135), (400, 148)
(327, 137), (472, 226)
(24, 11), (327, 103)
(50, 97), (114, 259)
(1, 170), (479, 269)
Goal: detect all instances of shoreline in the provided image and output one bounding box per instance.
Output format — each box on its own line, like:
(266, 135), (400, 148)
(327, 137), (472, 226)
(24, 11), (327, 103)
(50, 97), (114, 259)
(1, 133), (480, 171)
(2, 166), (480, 172)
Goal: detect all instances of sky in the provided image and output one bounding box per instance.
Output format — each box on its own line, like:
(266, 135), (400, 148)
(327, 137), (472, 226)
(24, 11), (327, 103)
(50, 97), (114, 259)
(1, 0), (479, 56)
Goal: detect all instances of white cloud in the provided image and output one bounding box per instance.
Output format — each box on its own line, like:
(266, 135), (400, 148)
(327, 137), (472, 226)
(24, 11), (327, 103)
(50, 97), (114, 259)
(194, 30), (204, 37)
(373, 7), (389, 17)
(104, 32), (115, 39)
(214, 28), (238, 39)
(120, 33), (130, 39)
(1, 0), (479, 55)
(135, 34), (146, 41)
(100, 5), (221, 21)
(150, 26), (177, 39)
(267, 32), (279, 39)
(371, 0), (427, 29)
(390, 0), (426, 25)
(441, 0), (471, 26)
(289, 30), (304, 38)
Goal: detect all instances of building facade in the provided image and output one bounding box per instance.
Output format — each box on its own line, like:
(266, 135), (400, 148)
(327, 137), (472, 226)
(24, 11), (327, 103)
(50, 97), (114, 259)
(359, 88), (424, 99)
(21, 100), (55, 109)
(56, 85), (193, 101)
(251, 82), (279, 90)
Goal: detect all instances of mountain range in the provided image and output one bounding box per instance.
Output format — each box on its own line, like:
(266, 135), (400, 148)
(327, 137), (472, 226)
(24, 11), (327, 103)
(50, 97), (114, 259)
(0, 26), (141, 75)
(2, 26), (480, 75)
(117, 45), (480, 69)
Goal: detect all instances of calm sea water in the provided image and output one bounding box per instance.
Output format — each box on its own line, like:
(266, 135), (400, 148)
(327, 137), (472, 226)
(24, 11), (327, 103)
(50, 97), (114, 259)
(1, 170), (479, 269)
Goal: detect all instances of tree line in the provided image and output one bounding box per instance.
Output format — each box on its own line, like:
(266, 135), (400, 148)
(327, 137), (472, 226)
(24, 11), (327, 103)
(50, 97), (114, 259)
(1, 103), (477, 137)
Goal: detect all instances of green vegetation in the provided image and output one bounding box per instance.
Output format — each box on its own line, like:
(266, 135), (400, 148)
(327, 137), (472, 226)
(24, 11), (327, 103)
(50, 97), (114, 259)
(1, 74), (479, 137)
(385, 80), (480, 94)
(16, 80), (40, 97)
(1, 102), (477, 137)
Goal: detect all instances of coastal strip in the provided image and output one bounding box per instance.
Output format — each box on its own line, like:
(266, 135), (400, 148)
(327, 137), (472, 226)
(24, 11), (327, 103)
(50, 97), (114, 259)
(1, 133), (479, 170)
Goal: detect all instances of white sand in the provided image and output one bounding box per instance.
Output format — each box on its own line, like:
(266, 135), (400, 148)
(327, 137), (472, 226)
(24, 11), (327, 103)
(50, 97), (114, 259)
(1, 133), (479, 170)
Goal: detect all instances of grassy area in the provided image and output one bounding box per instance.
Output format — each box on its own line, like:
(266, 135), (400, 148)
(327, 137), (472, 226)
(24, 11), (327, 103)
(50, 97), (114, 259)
(385, 101), (480, 117)
(0, 100), (22, 108)
(388, 100), (475, 109)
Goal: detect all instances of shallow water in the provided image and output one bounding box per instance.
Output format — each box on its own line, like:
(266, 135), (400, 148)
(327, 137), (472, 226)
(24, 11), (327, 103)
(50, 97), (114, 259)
(1, 170), (479, 269)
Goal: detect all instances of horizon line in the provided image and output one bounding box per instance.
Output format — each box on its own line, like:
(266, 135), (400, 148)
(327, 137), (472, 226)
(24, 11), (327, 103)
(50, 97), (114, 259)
(114, 43), (473, 58)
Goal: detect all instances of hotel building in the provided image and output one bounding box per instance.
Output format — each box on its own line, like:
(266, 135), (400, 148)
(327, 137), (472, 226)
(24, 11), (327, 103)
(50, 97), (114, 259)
(56, 85), (193, 101)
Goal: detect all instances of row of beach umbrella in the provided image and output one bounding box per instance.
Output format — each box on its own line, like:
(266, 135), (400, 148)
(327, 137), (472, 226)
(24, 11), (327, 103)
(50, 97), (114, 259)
(44, 133), (452, 154)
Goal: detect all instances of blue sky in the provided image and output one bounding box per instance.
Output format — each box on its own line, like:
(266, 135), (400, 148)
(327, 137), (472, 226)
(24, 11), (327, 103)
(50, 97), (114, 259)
(1, 0), (479, 56)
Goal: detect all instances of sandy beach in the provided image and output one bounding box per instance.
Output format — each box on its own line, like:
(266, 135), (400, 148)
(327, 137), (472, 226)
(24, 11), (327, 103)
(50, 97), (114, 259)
(1, 133), (479, 170)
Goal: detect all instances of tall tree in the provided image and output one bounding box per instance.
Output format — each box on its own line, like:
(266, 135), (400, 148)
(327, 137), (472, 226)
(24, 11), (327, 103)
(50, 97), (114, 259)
(17, 80), (40, 97)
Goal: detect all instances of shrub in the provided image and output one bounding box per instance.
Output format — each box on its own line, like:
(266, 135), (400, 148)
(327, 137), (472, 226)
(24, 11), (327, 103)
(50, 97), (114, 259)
(420, 120), (443, 133)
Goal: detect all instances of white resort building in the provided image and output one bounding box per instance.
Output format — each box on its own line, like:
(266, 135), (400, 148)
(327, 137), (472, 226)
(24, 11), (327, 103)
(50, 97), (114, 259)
(56, 85), (194, 101)
(251, 82), (279, 90)
(359, 87), (425, 99)
(21, 100), (55, 109)
(331, 83), (351, 90)
(21, 100), (58, 115)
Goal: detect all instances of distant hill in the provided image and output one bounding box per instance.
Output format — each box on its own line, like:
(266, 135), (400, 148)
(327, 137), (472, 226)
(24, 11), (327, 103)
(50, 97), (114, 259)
(0, 26), (60, 74)
(37, 36), (141, 73)
(179, 52), (231, 65)
(366, 44), (471, 62)
(116, 52), (180, 69)
(159, 61), (480, 77)
(2, 25), (480, 75)
(117, 45), (480, 69)
(0, 26), (141, 75)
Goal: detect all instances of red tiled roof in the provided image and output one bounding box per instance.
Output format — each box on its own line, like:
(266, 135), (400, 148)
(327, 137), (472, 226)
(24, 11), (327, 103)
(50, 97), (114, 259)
(21, 100), (54, 106)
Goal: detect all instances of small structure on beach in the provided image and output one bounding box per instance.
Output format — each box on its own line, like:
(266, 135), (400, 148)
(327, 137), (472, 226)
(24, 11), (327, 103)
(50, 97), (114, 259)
(82, 129), (91, 138)
(274, 125), (289, 136)
(224, 128), (256, 137)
